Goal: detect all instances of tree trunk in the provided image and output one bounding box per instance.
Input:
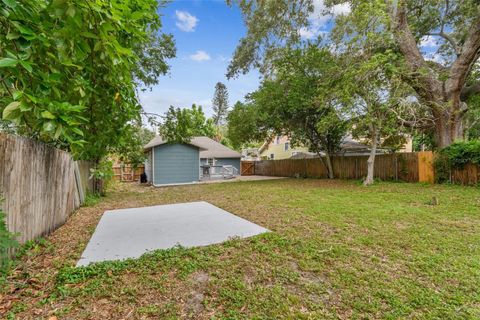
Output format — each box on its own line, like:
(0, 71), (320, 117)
(430, 90), (465, 148)
(314, 150), (334, 179)
(364, 127), (378, 186)
(323, 150), (334, 179)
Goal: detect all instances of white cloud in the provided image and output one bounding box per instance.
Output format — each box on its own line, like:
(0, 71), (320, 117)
(189, 50), (211, 62)
(331, 3), (351, 16)
(175, 10), (198, 32)
(310, 0), (351, 26)
(420, 35), (438, 48)
(298, 1), (350, 40)
(299, 27), (317, 40)
(298, 27), (329, 40)
(425, 52), (445, 64)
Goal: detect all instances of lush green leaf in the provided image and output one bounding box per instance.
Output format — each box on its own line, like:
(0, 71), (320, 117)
(41, 111), (56, 119)
(2, 101), (21, 119)
(0, 58), (17, 67)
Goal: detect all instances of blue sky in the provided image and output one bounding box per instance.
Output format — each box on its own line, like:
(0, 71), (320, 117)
(138, 0), (260, 119)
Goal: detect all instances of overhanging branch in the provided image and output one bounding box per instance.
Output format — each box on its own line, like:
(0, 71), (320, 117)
(426, 31), (461, 56)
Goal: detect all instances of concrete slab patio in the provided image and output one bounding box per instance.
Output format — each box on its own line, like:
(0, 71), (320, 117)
(77, 201), (268, 266)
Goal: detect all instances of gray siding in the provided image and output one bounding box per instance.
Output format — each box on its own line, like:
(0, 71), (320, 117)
(214, 158), (241, 173)
(153, 144), (200, 185)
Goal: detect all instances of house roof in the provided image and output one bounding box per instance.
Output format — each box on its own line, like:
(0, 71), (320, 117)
(194, 136), (242, 159)
(144, 136), (208, 151)
(144, 136), (241, 159)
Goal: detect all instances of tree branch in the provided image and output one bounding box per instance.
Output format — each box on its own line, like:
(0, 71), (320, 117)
(461, 82), (480, 101)
(390, 0), (443, 107)
(427, 0), (462, 56)
(446, 13), (480, 97)
(426, 31), (461, 56)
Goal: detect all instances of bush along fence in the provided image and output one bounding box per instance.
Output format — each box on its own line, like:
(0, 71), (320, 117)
(434, 140), (480, 186)
(244, 151), (480, 185)
(0, 134), (94, 244)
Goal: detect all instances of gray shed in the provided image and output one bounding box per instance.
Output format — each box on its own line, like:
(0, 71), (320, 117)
(144, 136), (241, 186)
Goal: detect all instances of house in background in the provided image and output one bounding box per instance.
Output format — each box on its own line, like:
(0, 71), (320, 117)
(258, 136), (309, 160)
(196, 136), (242, 170)
(144, 136), (241, 186)
(259, 135), (413, 160)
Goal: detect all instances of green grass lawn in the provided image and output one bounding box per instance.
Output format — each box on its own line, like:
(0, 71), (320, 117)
(2, 179), (480, 319)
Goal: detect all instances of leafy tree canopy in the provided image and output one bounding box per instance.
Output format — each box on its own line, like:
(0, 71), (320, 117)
(159, 104), (216, 144)
(115, 125), (155, 168)
(0, 0), (175, 161)
(228, 45), (347, 177)
(227, 101), (267, 150)
(227, 0), (480, 147)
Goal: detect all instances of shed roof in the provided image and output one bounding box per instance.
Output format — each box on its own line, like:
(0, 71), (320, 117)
(144, 136), (241, 159)
(144, 136), (207, 151)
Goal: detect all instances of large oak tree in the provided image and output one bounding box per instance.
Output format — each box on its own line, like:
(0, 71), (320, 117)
(227, 0), (480, 148)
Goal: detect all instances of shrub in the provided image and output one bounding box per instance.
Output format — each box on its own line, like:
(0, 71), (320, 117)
(434, 140), (480, 183)
(439, 140), (480, 167)
(89, 160), (114, 195)
(0, 197), (19, 276)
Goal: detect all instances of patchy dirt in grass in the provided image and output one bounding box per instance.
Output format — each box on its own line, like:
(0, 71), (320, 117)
(185, 271), (210, 315)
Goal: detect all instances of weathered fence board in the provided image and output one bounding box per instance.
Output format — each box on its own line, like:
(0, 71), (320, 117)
(252, 152), (427, 183)
(0, 134), (93, 243)
(417, 151), (434, 183)
(450, 163), (479, 186)
(112, 164), (144, 182)
(250, 152), (479, 185)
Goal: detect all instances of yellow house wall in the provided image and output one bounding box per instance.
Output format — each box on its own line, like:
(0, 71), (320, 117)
(260, 143), (309, 160)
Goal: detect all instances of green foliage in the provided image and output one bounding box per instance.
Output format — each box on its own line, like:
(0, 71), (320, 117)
(435, 140), (480, 183)
(226, 0), (312, 78)
(0, 0), (175, 161)
(412, 132), (435, 152)
(212, 82), (229, 126)
(229, 0), (480, 148)
(89, 159), (114, 194)
(465, 93), (480, 140)
(114, 125), (155, 169)
(82, 192), (101, 207)
(0, 197), (19, 276)
(228, 46), (347, 156)
(159, 104), (216, 144)
(90, 160), (114, 181)
(227, 101), (266, 150)
(439, 140), (480, 168)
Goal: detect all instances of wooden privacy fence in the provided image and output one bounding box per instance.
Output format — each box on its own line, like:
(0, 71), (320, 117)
(248, 152), (436, 183)
(240, 161), (255, 176)
(449, 163), (479, 185)
(112, 163), (145, 182)
(0, 134), (93, 244)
